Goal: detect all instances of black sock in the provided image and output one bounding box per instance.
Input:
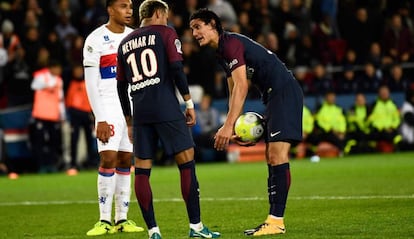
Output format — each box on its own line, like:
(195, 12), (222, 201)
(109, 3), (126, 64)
(269, 163), (291, 217)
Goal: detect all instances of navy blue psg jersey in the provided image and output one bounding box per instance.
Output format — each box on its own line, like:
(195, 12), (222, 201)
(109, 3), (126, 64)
(117, 25), (185, 123)
(217, 32), (296, 102)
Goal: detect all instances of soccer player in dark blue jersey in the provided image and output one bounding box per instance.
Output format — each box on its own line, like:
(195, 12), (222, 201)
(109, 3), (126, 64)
(116, 1), (220, 239)
(190, 9), (303, 236)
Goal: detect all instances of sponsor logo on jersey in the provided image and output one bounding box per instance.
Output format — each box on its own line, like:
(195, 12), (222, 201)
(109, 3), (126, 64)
(100, 53), (117, 79)
(228, 58), (238, 69)
(130, 77), (161, 92)
(175, 39), (182, 54)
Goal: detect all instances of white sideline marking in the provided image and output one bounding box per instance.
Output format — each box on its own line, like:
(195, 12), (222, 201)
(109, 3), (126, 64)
(0, 195), (413, 206)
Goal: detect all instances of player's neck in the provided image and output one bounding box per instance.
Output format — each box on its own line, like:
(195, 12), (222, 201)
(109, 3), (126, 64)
(140, 18), (165, 27)
(106, 20), (126, 34)
(210, 34), (220, 48)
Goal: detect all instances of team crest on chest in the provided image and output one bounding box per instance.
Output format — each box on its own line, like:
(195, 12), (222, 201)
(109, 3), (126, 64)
(175, 39), (182, 54)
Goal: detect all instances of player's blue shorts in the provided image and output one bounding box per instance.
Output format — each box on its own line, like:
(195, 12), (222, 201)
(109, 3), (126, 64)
(133, 119), (195, 159)
(264, 80), (303, 144)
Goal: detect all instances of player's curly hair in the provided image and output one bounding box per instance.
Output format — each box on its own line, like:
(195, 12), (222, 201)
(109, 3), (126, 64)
(189, 8), (223, 35)
(139, 0), (169, 23)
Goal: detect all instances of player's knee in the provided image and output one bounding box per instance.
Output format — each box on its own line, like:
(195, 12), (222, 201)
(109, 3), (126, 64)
(174, 148), (194, 165)
(267, 153), (289, 165)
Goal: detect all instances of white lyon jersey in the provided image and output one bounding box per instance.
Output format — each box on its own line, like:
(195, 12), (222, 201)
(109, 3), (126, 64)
(83, 24), (133, 152)
(83, 24), (133, 121)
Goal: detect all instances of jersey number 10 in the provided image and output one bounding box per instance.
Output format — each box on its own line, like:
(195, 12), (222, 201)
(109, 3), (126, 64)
(126, 48), (158, 83)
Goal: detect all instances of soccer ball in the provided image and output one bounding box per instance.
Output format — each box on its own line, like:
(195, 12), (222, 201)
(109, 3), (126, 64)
(234, 112), (264, 142)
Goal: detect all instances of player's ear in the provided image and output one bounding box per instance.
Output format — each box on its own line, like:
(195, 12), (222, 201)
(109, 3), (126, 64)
(107, 5), (114, 16)
(210, 19), (216, 29)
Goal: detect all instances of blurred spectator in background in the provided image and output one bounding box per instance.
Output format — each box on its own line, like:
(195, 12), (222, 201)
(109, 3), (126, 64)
(21, 26), (43, 74)
(399, 84), (414, 151)
(336, 65), (358, 94)
(344, 7), (375, 64)
(272, 0), (293, 40)
(311, 14), (339, 65)
(78, 0), (107, 37)
(207, 0), (238, 30)
(264, 31), (280, 56)
(250, 0), (276, 37)
(4, 47), (32, 107)
(309, 91), (347, 154)
(382, 14), (413, 63)
(397, 2), (414, 34)
(0, 19), (21, 64)
(20, 8), (45, 39)
(65, 34), (85, 87)
(29, 60), (65, 173)
(345, 93), (372, 154)
(366, 42), (387, 69)
(237, 10), (254, 37)
(295, 34), (318, 67)
(341, 48), (357, 67)
(357, 62), (381, 94)
(193, 94), (225, 161)
(54, 9), (78, 51)
(35, 46), (51, 70)
(180, 29), (220, 98)
(173, 0), (200, 36)
(281, 22), (300, 68)
(310, 63), (334, 96)
(65, 64), (97, 175)
(293, 66), (312, 95)
(384, 63), (412, 92)
(290, 0), (312, 38)
(44, 30), (67, 69)
(367, 85), (401, 152)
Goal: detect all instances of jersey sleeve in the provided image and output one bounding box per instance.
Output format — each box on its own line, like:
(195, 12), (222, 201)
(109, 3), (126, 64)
(83, 34), (101, 67)
(83, 33), (106, 122)
(221, 36), (246, 72)
(164, 27), (183, 63)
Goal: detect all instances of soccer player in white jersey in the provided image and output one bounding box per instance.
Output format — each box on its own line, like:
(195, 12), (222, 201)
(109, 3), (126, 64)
(83, 0), (144, 236)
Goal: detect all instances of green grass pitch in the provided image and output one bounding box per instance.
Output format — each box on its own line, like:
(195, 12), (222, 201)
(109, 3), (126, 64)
(1, 152), (414, 239)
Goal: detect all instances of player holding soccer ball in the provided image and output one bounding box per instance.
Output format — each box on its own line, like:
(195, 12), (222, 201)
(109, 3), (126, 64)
(190, 9), (303, 236)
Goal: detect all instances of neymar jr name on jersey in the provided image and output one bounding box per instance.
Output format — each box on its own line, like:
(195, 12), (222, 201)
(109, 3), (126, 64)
(121, 34), (156, 55)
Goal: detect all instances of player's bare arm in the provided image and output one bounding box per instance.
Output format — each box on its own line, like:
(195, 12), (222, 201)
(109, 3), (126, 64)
(214, 65), (248, 151)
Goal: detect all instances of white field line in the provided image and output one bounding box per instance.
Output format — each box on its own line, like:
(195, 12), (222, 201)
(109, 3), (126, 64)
(0, 195), (413, 206)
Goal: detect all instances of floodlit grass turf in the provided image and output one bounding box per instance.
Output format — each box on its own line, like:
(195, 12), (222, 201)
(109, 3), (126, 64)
(0, 152), (414, 239)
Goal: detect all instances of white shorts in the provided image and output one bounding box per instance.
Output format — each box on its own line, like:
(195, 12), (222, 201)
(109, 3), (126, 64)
(96, 117), (133, 153)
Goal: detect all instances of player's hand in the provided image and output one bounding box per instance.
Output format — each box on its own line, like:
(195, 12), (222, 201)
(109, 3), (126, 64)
(185, 108), (196, 127)
(231, 135), (256, 147)
(214, 125), (233, 151)
(96, 121), (111, 143)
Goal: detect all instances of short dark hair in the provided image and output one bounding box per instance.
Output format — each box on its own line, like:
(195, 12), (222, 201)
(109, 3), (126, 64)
(189, 8), (223, 34)
(106, 0), (116, 8)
